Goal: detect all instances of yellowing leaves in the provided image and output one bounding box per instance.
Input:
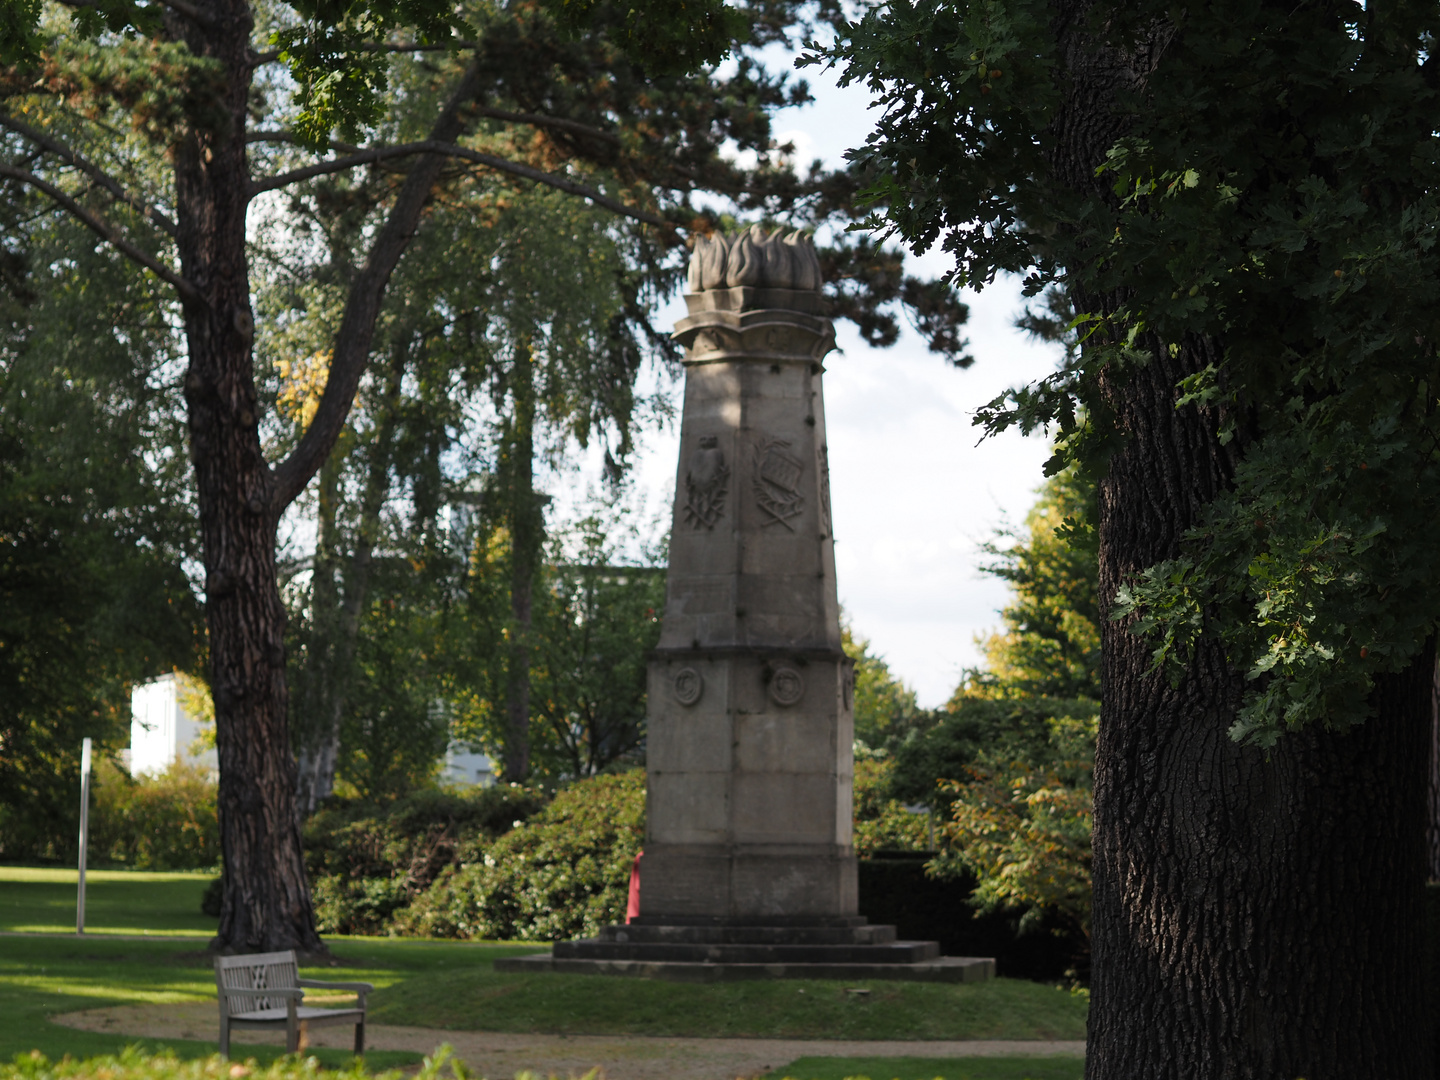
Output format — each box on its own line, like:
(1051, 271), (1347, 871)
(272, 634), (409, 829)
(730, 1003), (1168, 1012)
(274, 350), (332, 430)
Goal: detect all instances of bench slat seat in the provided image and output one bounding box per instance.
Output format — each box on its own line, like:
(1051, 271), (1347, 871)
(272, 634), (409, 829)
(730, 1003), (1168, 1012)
(215, 950), (372, 1057)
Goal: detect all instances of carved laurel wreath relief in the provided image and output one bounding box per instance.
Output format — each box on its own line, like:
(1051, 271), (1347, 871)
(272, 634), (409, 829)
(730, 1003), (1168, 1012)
(754, 438), (804, 530)
(684, 436), (729, 529)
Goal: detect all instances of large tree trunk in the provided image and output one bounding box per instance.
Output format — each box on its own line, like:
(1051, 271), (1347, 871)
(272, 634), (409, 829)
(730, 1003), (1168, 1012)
(1087, 341), (1432, 1076)
(500, 347), (539, 782)
(1429, 659), (1440, 881)
(1045, 3), (1434, 1074)
(175, 2), (322, 953)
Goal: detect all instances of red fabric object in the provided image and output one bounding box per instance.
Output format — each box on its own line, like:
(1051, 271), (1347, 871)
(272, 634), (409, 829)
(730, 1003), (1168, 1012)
(626, 850), (643, 923)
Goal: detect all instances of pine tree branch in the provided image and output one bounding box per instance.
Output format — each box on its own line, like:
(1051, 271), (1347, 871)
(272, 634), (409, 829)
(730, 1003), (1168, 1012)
(269, 62), (485, 511)
(0, 112), (179, 237)
(472, 107), (623, 146)
(0, 160), (202, 305)
(53, 0), (215, 27)
(249, 139), (672, 229)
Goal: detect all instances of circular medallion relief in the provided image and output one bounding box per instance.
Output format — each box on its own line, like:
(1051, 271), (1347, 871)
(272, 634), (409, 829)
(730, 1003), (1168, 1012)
(673, 667), (704, 706)
(769, 665), (805, 707)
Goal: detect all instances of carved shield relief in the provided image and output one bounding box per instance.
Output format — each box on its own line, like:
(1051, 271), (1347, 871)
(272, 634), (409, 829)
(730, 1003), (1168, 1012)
(684, 436), (729, 530)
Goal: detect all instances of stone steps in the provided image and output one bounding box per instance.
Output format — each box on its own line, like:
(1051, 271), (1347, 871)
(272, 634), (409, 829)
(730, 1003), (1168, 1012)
(494, 953), (995, 983)
(554, 938), (940, 964)
(597, 923), (897, 946)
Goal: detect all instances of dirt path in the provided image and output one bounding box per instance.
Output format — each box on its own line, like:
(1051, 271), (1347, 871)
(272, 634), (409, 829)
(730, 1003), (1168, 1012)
(54, 1003), (1085, 1080)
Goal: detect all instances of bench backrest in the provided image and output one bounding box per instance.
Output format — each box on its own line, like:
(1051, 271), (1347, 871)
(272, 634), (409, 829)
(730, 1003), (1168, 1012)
(215, 950), (300, 1016)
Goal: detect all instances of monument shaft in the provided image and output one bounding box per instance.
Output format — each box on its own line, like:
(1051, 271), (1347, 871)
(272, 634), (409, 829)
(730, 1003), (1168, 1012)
(642, 227), (856, 919)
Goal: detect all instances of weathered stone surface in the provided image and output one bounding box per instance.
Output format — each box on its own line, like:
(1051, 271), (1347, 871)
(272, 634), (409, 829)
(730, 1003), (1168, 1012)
(493, 953), (997, 983)
(511, 230), (989, 981)
(645, 230), (852, 920)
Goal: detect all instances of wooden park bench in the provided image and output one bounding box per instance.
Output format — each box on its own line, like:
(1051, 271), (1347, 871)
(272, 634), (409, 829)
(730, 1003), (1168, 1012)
(215, 950), (373, 1057)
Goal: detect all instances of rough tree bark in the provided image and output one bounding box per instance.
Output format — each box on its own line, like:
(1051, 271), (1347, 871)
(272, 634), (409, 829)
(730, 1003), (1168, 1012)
(161, 0), (484, 951)
(1088, 338), (1432, 1077)
(500, 347), (539, 782)
(1429, 660), (1440, 881)
(1047, 2), (1435, 1074)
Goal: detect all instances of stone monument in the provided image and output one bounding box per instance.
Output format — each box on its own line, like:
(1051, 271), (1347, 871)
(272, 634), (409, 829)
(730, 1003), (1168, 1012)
(497, 228), (992, 981)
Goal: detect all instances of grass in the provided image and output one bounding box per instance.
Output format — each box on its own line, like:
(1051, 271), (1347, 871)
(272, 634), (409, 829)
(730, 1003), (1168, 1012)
(0, 868), (217, 937)
(0, 867), (1088, 1067)
(0, 935), (418, 1069)
(366, 957), (1090, 1040)
(768, 1057), (1084, 1080)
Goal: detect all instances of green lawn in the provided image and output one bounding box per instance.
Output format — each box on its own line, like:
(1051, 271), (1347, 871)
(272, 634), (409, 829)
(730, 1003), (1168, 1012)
(368, 956), (1089, 1040)
(0, 935), (418, 1069)
(0, 867), (1088, 1068)
(768, 1057), (1084, 1080)
(0, 868), (217, 936)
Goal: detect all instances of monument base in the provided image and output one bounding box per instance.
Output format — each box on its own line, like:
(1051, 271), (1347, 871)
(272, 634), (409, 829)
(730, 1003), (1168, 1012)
(493, 916), (995, 983)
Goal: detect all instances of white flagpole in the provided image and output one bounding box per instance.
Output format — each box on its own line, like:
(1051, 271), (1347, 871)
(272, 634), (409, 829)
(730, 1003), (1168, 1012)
(77, 737), (92, 936)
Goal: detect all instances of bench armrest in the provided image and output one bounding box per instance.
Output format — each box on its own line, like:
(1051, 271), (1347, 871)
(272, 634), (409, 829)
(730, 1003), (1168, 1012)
(298, 980), (374, 993)
(221, 987), (304, 1000)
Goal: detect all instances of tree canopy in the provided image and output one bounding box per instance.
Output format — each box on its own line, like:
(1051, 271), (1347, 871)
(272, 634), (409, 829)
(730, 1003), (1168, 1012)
(817, 1), (1440, 1073)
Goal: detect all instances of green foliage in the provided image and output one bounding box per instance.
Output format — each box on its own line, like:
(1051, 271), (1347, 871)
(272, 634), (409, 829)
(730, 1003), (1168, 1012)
(930, 719), (1095, 936)
(0, 0), (40, 67)
(336, 564), (451, 801)
(0, 207), (201, 863)
(890, 469), (1099, 805)
(301, 784), (543, 933)
(877, 471), (1100, 933)
(852, 754), (930, 857)
(394, 769), (643, 939)
(0, 1045), (440, 1080)
(272, 0), (470, 147)
(844, 623), (926, 750)
(538, 0), (748, 78)
(817, 0), (1440, 744)
(89, 760), (220, 871)
(447, 492), (666, 782)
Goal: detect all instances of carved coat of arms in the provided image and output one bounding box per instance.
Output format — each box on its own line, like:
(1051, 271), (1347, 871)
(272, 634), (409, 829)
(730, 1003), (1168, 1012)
(684, 436), (729, 529)
(754, 438), (804, 530)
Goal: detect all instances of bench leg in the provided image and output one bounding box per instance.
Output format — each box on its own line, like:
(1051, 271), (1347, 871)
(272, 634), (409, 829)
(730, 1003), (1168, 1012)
(219, 1018), (230, 1060)
(354, 1019), (365, 1055)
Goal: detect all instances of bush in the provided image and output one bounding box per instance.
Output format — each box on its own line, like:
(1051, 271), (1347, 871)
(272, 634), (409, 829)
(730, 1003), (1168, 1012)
(0, 1045), (464, 1080)
(852, 755), (930, 857)
(302, 783), (544, 935)
(89, 759), (219, 870)
(395, 769), (644, 940)
(310, 875), (413, 935)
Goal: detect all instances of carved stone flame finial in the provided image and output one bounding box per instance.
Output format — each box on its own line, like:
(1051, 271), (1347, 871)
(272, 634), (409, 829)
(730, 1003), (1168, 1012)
(687, 225), (822, 293)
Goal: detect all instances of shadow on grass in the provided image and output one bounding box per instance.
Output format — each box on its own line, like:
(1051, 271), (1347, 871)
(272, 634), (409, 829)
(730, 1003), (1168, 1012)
(767, 1057), (1085, 1080)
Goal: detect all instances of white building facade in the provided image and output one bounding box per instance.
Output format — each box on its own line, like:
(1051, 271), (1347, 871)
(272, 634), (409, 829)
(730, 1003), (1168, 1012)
(130, 674), (217, 776)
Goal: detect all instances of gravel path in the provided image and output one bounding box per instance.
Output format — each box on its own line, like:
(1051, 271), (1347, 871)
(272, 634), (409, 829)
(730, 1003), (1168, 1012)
(54, 1003), (1085, 1080)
